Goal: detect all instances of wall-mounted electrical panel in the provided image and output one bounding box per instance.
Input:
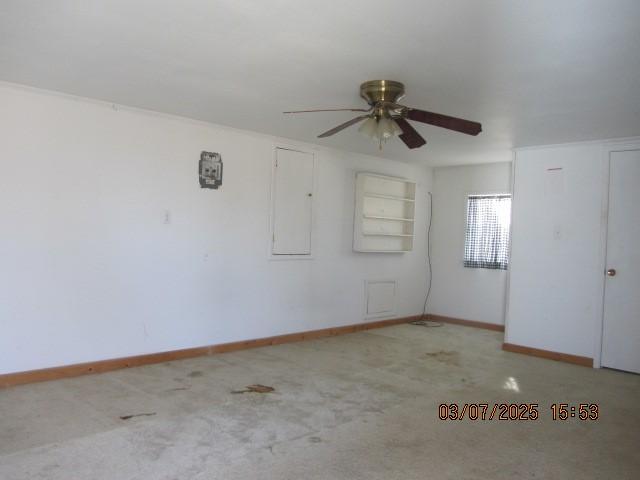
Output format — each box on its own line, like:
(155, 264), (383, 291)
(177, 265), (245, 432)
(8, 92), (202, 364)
(199, 151), (223, 189)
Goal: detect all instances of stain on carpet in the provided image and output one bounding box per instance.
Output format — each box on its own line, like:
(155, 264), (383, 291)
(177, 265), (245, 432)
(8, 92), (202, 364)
(231, 384), (275, 394)
(119, 412), (157, 420)
(424, 350), (460, 366)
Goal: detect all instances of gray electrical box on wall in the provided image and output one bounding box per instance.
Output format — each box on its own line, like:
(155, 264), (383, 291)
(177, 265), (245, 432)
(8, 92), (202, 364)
(199, 151), (223, 189)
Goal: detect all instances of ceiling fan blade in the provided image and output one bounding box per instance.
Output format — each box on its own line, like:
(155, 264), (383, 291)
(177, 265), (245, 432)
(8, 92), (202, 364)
(406, 108), (482, 136)
(394, 118), (427, 149)
(284, 107), (371, 114)
(317, 115), (370, 138)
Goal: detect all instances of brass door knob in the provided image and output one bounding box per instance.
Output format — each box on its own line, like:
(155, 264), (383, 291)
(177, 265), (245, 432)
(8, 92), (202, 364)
(606, 269), (617, 277)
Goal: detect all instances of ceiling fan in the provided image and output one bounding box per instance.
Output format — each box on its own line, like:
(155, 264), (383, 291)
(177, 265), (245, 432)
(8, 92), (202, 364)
(284, 80), (481, 150)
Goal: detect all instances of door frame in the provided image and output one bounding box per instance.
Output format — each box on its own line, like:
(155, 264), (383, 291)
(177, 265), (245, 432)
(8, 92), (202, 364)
(593, 138), (640, 368)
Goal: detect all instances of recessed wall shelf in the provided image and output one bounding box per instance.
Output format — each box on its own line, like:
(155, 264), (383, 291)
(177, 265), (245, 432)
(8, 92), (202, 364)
(363, 214), (414, 222)
(354, 173), (416, 253)
(363, 232), (414, 237)
(357, 250), (410, 253)
(363, 193), (415, 202)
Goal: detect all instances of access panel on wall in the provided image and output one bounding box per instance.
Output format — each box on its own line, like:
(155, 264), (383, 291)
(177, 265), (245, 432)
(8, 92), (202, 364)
(271, 148), (314, 255)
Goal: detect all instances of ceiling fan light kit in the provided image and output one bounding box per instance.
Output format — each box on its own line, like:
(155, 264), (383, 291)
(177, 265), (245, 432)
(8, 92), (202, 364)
(377, 117), (403, 140)
(358, 116), (403, 149)
(284, 80), (482, 150)
(358, 116), (379, 139)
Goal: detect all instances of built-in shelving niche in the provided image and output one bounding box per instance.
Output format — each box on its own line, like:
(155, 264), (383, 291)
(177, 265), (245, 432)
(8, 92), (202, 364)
(353, 173), (416, 252)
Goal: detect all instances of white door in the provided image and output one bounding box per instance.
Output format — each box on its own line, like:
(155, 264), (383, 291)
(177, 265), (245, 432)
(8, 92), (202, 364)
(271, 148), (314, 255)
(601, 149), (640, 373)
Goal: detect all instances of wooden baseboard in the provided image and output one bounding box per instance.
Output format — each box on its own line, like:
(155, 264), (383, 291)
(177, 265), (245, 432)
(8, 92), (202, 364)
(0, 315), (420, 389)
(427, 314), (505, 332)
(502, 342), (593, 367)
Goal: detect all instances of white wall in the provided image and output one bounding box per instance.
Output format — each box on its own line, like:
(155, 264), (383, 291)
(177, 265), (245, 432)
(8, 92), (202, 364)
(506, 143), (607, 359)
(429, 162), (512, 325)
(0, 84), (432, 375)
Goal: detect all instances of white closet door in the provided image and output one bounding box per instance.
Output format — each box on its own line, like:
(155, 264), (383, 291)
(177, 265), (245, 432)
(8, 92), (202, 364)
(272, 148), (314, 255)
(601, 149), (640, 373)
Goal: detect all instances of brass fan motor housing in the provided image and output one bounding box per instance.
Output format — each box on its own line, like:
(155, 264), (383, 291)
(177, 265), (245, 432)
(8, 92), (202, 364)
(360, 80), (406, 106)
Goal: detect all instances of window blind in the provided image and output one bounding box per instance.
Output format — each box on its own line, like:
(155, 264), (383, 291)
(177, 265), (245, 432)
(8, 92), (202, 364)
(464, 195), (511, 270)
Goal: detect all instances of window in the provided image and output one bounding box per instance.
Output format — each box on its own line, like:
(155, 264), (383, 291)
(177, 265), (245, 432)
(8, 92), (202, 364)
(464, 194), (511, 270)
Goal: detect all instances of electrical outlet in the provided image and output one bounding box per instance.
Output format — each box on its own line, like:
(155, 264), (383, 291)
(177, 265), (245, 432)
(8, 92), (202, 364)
(163, 210), (171, 224)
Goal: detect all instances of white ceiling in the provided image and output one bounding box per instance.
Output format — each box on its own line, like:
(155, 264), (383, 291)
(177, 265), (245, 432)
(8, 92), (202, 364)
(1, 0), (639, 166)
